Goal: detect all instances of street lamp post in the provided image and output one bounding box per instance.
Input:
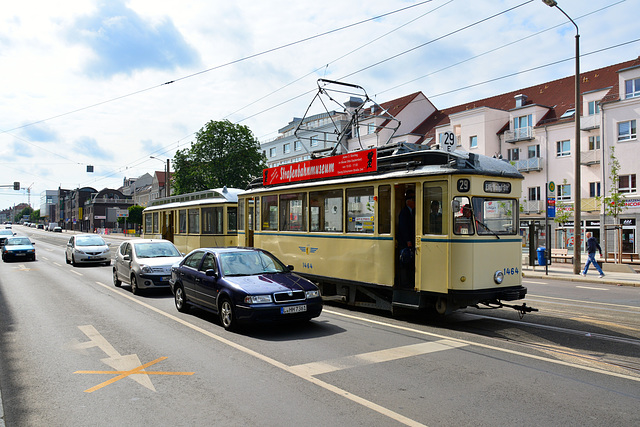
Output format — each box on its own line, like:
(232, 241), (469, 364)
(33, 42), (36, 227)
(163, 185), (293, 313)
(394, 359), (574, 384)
(542, 0), (581, 274)
(150, 156), (171, 199)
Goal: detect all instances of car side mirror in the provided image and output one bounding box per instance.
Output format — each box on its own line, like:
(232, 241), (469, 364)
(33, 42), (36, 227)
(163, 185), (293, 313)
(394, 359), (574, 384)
(205, 269), (218, 279)
(286, 265), (294, 271)
(123, 254), (130, 261)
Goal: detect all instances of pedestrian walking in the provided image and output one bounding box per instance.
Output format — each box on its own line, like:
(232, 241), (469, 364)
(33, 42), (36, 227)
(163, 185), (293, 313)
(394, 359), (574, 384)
(580, 232), (605, 278)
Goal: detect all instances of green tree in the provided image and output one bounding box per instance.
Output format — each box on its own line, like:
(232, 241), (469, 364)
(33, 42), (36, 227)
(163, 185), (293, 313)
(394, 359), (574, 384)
(172, 120), (266, 194)
(554, 179), (573, 224)
(29, 209), (40, 222)
(14, 206), (34, 223)
(117, 205), (144, 234)
(597, 146), (627, 223)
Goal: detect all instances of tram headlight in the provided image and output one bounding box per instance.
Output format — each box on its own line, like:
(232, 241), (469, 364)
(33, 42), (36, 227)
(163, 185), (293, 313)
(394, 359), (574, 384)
(493, 270), (504, 284)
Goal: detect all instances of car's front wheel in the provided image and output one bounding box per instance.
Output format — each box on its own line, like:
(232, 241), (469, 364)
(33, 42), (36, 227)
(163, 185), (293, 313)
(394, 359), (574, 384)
(174, 285), (189, 313)
(219, 298), (236, 331)
(131, 275), (140, 295)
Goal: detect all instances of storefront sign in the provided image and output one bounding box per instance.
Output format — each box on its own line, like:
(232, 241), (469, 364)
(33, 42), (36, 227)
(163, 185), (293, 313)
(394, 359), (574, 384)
(263, 149), (377, 186)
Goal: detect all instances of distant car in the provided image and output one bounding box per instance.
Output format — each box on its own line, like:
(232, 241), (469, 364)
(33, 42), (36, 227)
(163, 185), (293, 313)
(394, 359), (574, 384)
(53, 227), (62, 233)
(65, 234), (111, 266)
(37, 224), (44, 229)
(170, 247), (323, 330)
(0, 229), (16, 247)
(2, 236), (36, 262)
(113, 239), (184, 295)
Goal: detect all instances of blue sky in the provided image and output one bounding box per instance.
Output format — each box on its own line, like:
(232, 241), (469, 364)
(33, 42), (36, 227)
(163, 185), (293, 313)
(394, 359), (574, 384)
(0, 0), (637, 209)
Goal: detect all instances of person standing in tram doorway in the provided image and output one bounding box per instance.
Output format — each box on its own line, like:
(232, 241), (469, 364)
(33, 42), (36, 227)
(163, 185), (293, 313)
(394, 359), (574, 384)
(397, 187), (416, 288)
(580, 232), (605, 278)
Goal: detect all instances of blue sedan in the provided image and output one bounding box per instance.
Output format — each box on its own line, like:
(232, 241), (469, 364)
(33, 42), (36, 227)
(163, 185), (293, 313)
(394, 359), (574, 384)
(170, 247), (322, 330)
(2, 236), (36, 262)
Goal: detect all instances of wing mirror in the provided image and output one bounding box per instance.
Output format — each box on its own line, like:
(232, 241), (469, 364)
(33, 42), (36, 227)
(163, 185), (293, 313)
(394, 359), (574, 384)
(205, 269), (218, 279)
(286, 265), (294, 271)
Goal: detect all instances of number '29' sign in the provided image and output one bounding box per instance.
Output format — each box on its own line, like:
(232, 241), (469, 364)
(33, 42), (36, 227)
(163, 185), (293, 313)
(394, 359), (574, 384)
(441, 131), (456, 152)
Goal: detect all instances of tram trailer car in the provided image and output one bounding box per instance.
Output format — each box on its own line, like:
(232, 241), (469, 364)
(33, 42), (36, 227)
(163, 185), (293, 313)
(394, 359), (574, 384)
(237, 146), (535, 316)
(142, 187), (243, 254)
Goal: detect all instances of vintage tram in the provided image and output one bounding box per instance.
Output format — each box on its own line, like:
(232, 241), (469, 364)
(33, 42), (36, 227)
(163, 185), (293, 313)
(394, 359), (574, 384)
(142, 187), (242, 254)
(237, 144), (535, 315)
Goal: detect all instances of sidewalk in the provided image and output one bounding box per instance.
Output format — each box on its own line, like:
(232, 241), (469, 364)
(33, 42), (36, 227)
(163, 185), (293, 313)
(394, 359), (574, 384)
(523, 256), (639, 287)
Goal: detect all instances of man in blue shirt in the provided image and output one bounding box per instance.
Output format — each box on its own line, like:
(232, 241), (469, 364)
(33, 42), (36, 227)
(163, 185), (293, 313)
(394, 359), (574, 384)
(580, 232), (605, 278)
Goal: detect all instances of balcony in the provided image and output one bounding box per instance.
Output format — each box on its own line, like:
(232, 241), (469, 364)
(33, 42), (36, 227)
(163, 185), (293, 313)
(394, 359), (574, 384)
(581, 197), (601, 212)
(504, 126), (533, 143)
(580, 149), (601, 166)
(514, 157), (543, 172)
(521, 200), (543, 214)
(580, 114), (600, 131)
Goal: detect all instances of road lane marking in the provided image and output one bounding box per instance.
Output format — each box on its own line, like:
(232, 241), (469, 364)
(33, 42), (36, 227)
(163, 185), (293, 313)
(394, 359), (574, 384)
(53, 262), (62, 266)
(527, 294), (640, 310)
(576, 286), (609, 291)
(70, 270), (83, 276)
(291, 340), (467, 376)
(73, 325), (193, 393)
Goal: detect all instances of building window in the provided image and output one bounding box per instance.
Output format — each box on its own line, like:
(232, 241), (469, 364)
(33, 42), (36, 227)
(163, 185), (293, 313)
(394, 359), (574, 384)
(528, 187), (541, 201)
(283, 143), (291, 154)
(507, 148), (519, 161)
(294, 140), (302, 151)
(470, 135), (478, 148)
(269, 147), (276, 158)
(625, 78), (640, 98)
(619, 174), (637, 194)
(588, 136), (600, 150)
(556, 140), (571, 157)
(528, 144), (540, 158)
(558, 184), (571, 201)
(310, 136), (318, 147)
(618, 120), (637, 141)
(588, 101), (600, 115)
(367, 123), (376, 134)
(589, 182), (601, 198)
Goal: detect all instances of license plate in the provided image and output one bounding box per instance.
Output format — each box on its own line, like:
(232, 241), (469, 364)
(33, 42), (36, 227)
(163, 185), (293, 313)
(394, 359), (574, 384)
(159, 276), (170, 282)
(281, 305), (307, 314)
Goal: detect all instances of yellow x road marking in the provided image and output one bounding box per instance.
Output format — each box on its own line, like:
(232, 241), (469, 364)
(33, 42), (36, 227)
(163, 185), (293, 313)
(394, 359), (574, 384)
(75, 356), (194, 393)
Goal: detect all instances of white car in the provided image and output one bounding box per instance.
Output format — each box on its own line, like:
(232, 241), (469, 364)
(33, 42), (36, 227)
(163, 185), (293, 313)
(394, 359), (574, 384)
(65, 234), (111, 266)
(113, 239), (184, 294)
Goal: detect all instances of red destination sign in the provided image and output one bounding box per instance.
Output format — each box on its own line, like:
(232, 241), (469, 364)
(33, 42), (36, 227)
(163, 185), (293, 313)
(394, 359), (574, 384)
(263, 149), (377, 186)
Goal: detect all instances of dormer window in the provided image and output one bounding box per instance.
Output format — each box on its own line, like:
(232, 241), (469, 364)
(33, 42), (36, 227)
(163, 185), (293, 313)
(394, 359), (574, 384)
(625, 78), (640, 99)
(560, 108), (575, 119)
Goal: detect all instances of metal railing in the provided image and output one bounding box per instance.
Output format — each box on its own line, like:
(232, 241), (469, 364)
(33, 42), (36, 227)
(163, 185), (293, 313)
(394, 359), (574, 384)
(580, 149), (601, 165)
(504, 126), (533, 143)
(580, 114), (600, 130)
(514, 157), (543, 172)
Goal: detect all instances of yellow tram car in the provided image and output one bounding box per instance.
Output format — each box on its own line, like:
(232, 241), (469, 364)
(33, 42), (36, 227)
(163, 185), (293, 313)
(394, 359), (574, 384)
(142, 187), (243, 254)
(237, 145), (534, 315)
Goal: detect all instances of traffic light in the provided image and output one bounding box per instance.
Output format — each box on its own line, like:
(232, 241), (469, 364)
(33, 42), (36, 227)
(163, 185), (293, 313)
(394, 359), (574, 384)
(13, 181), (20, 190)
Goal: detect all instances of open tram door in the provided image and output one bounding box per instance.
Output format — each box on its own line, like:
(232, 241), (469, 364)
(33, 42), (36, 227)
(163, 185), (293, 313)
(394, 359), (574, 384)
(243, 197), (255, 247)
(394, 183), (417, 290)
(162, 211), (174, 243)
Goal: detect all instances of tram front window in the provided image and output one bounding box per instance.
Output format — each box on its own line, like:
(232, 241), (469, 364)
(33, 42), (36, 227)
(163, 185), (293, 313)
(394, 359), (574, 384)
(472, 198), (517, 235)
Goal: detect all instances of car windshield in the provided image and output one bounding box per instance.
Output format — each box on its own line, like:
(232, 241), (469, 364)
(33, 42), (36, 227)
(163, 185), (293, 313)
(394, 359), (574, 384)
(134, 242), (181, 258)
(76, 236), (106, 246)
(219, 251), (287, 276)
(0, 230), (13, 235)
(6, 238), (31, 246)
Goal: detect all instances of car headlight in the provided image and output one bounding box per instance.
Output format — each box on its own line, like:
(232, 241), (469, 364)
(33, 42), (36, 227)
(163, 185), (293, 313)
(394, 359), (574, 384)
(140, 264), (152, 274)
(305, 290), (320, 299)
(494, 270), (504, 284)
(244, 295), (273, 304)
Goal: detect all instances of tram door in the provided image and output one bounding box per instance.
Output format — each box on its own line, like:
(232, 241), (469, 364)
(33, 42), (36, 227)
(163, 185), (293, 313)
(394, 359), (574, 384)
(163, 211), (174, 242)
(395, 183), (417, 288)
(420, 181), (449, 294)
(244, 198), (255, 247)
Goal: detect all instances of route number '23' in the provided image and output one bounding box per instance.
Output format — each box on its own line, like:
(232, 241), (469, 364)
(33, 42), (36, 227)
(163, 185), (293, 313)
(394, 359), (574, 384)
(441, 131), (456, 153)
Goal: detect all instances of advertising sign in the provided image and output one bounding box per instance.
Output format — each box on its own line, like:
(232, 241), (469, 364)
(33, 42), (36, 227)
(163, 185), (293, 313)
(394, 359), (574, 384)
(547, 197), (556, 218)
(263, 149), (377, 186)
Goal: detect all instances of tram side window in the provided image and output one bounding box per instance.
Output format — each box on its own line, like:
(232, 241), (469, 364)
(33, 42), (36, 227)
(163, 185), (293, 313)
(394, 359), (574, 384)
(238, 201), (244, 231)
(378, 185), (391, 234)
(188, 209), (200, 234)
(279, 193), (307, 231)
(310, 189), (343, 232)
(453, 196), (474, 235)
(202, 207), (223, 234)
(423, 182), (447, 235)
(178, 209), (187, 234)
(346, 187), (374, 233)
(261, 195), (278, 230)
(152, 212), (159, 234)
(228, 207), (238, 232)
(145, 214), (152, 233)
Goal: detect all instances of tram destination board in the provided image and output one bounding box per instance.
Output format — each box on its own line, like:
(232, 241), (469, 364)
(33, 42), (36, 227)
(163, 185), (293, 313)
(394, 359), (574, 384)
(263, 149), (377, 186)
(484, 181), (511, 194)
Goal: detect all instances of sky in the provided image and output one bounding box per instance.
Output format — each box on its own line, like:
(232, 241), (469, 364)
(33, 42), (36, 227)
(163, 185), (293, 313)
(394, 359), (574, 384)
(1, 0), (637, 211)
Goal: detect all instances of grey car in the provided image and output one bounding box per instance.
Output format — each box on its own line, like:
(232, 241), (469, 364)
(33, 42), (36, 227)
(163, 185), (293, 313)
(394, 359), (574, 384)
(65, 234), (111, 266)
(113, 239), (183, 294)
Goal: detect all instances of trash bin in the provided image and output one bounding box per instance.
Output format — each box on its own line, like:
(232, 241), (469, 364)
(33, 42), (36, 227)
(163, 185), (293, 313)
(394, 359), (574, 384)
(536, 247), (547, 266)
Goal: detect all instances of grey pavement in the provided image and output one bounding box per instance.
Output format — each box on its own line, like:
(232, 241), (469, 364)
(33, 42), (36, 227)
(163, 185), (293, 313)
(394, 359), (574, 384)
(523, 255), (639, 287)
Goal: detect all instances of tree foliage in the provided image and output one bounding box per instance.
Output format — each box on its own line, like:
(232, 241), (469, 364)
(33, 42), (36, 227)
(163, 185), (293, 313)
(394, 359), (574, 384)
(597, 146), (627, 223)
(172, 120), (266, 194)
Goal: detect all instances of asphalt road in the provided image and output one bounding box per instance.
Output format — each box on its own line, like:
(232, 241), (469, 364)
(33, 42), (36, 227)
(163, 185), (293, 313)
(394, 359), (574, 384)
(1, 228), (639, 426)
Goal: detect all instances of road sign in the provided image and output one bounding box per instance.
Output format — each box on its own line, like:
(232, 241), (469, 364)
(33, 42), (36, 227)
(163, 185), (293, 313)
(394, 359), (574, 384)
(116, 209), (129, 218)
(441, 131), (456, 152)
(547, 197), (556, 218)
(548, 181), (555, 194)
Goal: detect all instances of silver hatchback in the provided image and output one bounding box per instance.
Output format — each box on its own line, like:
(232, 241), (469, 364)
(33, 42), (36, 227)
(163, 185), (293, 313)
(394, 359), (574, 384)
(113, 239), (183, 294)
(66, 234), (111, 266)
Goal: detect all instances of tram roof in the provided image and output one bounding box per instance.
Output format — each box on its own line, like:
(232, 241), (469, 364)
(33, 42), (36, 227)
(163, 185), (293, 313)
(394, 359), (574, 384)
(143, 187), (243, 212)
(245, 144), (523, 193)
